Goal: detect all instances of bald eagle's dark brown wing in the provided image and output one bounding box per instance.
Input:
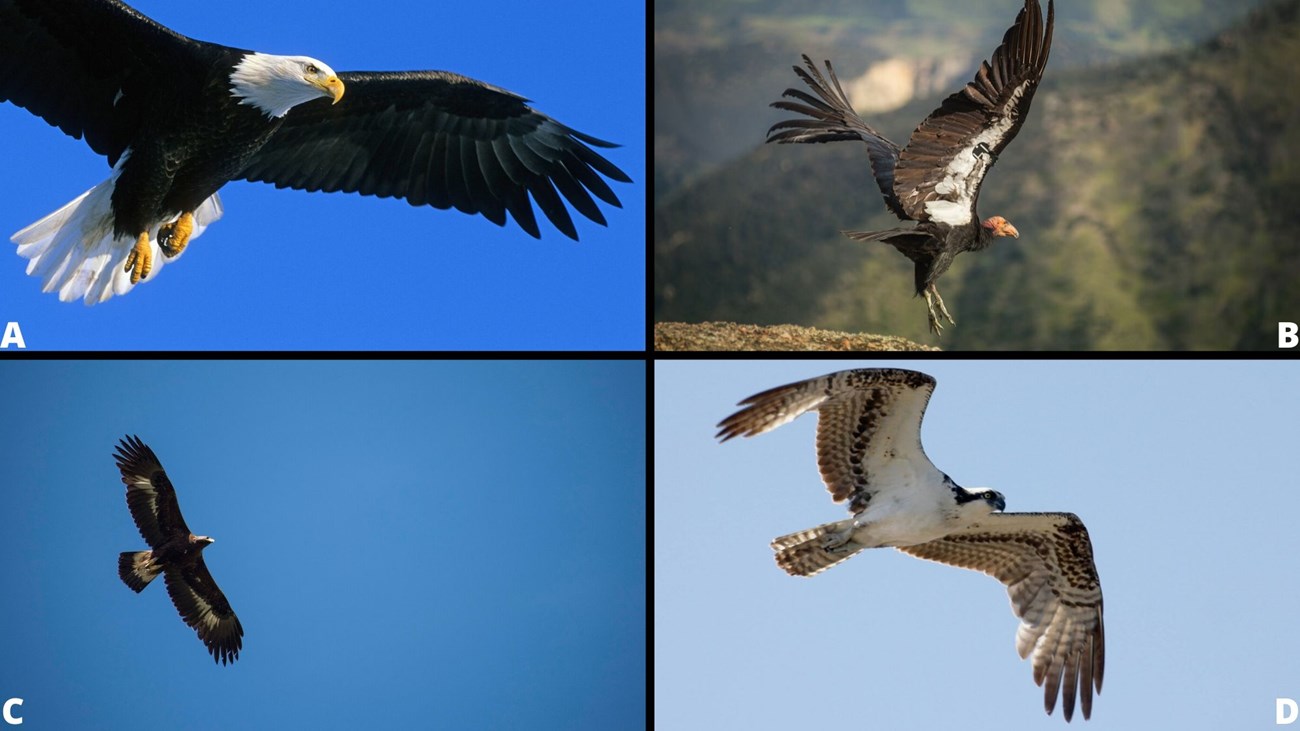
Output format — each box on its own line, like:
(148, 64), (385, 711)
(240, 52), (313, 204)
(162, 557), (243, 665)
(0, 0), (226, 167)
(898, 512), (1104, 722)
(893, 0), (1053, 228)
(113, 434), (192, 547)
(238, 71), (631, 241)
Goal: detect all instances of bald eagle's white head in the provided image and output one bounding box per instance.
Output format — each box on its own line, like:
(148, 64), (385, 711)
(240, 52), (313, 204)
(229, 53), (344, 118)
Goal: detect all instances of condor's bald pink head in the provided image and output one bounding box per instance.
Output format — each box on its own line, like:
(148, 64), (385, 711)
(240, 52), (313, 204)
(982, 216), (1020, 239)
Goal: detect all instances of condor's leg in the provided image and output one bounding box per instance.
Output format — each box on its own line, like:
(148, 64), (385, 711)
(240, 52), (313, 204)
(158, 212), (195, 258)
(924, 283), (955, 334)
(123, 232), (153, 284)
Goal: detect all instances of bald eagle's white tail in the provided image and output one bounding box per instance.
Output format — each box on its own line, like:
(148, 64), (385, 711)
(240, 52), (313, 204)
(771, 520), (867, 577)
(11, 161), (222, 304)
(118, 550), (162, 593)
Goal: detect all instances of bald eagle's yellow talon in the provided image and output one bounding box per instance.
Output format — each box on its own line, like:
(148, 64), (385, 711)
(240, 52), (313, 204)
(124, 232), (152, 284)
(159, 212), (195, 258)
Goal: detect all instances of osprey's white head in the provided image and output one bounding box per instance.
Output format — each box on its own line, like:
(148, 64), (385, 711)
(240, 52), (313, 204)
(230, 53), (344, 118)
(955, 486), (1006, 520)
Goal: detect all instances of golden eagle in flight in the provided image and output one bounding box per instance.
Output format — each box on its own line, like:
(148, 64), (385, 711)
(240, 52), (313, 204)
(114, 435), (243, 665)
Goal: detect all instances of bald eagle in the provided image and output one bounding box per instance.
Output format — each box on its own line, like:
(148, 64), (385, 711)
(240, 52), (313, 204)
(0, 0), (630, 304)
(115, 435), (243, 665)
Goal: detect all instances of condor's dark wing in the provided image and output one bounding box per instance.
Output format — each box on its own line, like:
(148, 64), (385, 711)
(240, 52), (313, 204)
(766, 55), (908, 221)
(113, 434), (193, 548)
(893, 0), (1053, 228)
(239, 71), (631, 240)
(163, 557), (243, 665)
(0, 0), (219, 166)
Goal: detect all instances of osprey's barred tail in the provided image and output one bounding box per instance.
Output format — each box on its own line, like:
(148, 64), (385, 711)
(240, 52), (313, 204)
(119, 550), (162, 593)
(771, 521), (866, 577)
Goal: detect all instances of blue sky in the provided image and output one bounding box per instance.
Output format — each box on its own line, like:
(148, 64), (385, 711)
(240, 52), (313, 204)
(0, 361), (645, 729)
(0, 0), (645, 350)
(657, 360), (1300, 730)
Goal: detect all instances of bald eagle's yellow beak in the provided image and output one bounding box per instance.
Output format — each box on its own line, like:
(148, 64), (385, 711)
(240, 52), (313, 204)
(315, 75), (344, 104)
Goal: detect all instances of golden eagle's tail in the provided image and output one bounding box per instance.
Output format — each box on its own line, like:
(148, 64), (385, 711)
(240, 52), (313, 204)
(118, 550), (162, 593)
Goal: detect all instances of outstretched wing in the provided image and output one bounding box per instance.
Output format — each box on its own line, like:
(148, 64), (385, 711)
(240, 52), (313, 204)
(898, 511), (1104, 721)
(766, 55), (908, 220)
(114, 435), (192, 547)
(239, 71), (630, 241)
(893, 0), (1054, 227)
(163, 557), (243, 665)
(716, 368), (941, 514)
(0, 0), (222, 166)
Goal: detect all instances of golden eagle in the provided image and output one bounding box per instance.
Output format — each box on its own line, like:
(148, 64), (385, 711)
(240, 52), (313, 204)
(114, 435), (243, 665)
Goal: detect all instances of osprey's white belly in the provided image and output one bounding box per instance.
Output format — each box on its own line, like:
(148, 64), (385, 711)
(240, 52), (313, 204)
(850, 507), (953, 547)
(847, 463), (956, 547)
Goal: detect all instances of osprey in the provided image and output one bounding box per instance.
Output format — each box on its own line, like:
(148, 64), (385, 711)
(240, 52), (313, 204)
(0, 0), (629, 303)
(114, 435), (243, 664)
(717, 368), (1104, 721)
(767, 0), (1053, 334)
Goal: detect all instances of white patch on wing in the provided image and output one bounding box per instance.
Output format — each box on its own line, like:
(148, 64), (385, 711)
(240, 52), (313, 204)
(11, 151), (224, 305)
(922, 81), (1031, 227)
(923, 199), (972, 227)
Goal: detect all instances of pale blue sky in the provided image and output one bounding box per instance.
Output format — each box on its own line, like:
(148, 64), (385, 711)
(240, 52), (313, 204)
(0, 360), (646, 729)
(656, 360), (1300, 730)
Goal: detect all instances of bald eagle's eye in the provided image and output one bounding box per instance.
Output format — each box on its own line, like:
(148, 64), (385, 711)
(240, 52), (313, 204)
(305, 64), (319, 75)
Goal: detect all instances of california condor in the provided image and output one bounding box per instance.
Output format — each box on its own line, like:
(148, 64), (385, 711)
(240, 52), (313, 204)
(767, 0), (1054, 334)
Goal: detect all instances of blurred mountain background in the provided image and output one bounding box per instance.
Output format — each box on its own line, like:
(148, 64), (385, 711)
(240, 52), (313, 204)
(655, 0), (1300, 349)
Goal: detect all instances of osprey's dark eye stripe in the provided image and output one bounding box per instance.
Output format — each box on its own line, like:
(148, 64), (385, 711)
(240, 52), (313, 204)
(718, 360), (1104, 722)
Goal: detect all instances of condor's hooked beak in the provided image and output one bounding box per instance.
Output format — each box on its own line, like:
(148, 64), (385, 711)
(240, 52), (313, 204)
(983, 216), (1020, 239)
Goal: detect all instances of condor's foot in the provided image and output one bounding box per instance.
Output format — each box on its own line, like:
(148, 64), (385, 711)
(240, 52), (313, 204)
(159, 212), (195, 258)
(924, 284), (956, 335)
(123, 232), (153, 284)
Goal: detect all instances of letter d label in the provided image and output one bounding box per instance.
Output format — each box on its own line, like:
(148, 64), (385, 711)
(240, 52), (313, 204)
(1278, 697), (1298, 724)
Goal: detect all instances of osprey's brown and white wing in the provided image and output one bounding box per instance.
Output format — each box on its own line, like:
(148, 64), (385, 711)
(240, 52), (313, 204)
(716, 368), (939, 514)
(897, 512), (1104, 722)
